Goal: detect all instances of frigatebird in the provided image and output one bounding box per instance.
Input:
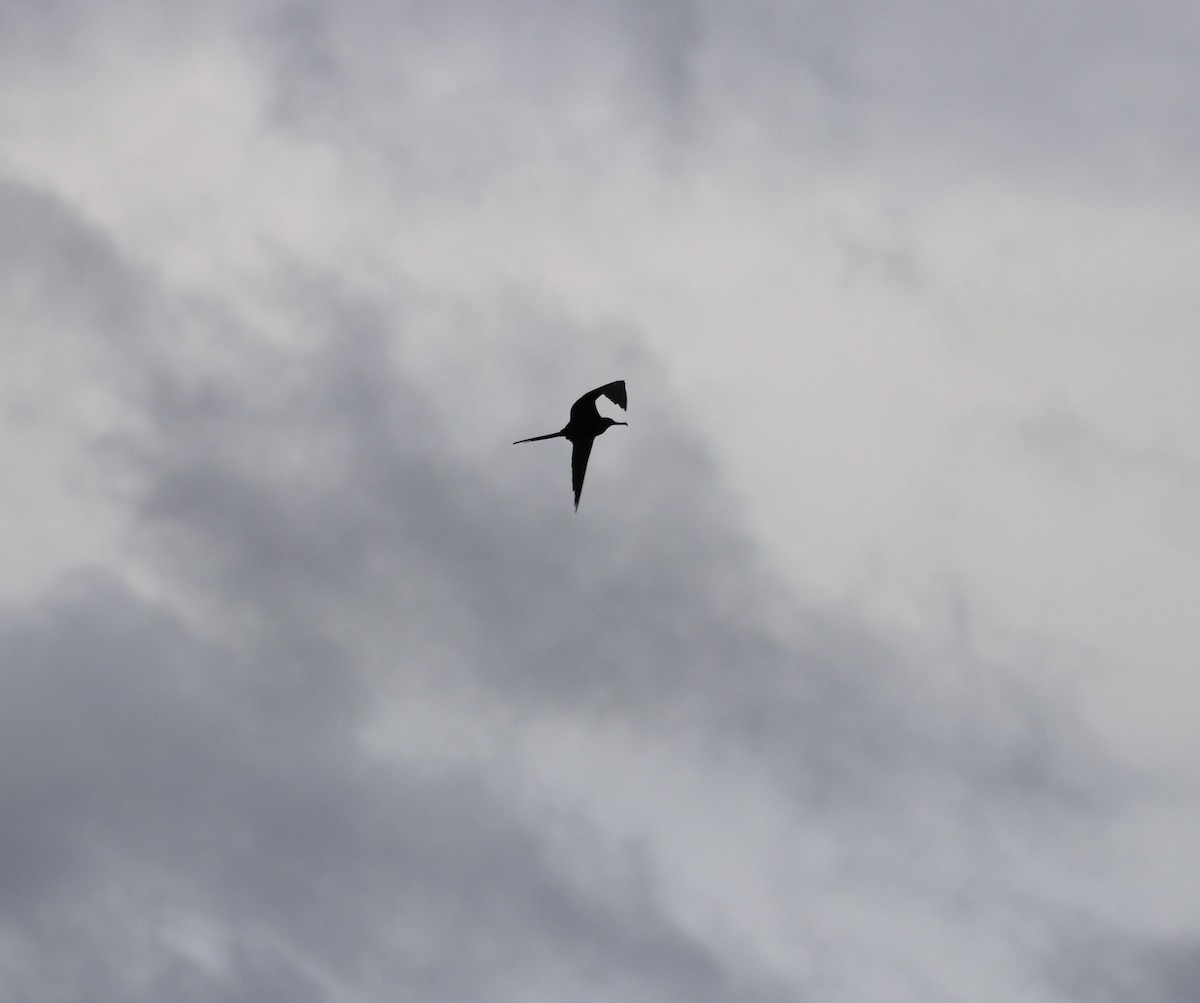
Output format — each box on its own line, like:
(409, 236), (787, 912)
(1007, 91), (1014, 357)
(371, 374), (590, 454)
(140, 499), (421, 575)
(513, 380), (627, 510)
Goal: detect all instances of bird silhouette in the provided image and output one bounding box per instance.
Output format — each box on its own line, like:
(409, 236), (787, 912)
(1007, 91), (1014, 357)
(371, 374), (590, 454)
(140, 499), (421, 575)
(514, 380), (627, 510)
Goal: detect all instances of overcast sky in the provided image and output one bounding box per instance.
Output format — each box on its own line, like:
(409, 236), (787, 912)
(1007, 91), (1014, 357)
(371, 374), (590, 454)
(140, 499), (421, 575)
(1, 1), (1198, 1000)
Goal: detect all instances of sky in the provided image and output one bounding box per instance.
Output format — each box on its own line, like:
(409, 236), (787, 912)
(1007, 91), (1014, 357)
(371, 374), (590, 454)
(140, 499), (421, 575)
(1, 1), (1198, 1000)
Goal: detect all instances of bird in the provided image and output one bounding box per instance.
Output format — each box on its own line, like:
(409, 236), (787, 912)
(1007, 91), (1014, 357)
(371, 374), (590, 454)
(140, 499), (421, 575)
(513, 380), (627, 510)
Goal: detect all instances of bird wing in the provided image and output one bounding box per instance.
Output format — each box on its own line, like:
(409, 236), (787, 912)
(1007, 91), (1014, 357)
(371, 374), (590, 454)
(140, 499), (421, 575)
(596, 380), (627, 411)
(570, 380), (626, 422)
(571, 437), (594, 510)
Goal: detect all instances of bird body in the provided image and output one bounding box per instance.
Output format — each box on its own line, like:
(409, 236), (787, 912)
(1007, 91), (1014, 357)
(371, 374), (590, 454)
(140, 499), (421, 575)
(514, 380), (627, 509)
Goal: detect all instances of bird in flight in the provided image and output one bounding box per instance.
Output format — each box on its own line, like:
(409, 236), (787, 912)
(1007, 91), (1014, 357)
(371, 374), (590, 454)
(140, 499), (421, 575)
(513, 380), (627, 510)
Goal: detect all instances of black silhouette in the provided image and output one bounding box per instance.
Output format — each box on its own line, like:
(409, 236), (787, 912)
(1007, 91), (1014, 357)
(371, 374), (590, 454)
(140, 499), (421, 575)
(514, 380), (627, 510)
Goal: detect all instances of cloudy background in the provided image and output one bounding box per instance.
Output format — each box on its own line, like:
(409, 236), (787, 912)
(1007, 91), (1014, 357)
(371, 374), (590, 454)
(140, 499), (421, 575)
(1, 1), (1198, 999)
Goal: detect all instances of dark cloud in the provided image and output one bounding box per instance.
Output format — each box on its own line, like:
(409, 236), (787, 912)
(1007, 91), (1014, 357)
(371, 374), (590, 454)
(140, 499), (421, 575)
(0, 203), (1119, 999)
(0, 179), (151, 351)
(0, 560), (795, 1001)
(1, 240), (1126, 1000)
(0, 210), (806, 996)
(1052, 931), (1200, 1003)
(1, 2), (1195, 1000)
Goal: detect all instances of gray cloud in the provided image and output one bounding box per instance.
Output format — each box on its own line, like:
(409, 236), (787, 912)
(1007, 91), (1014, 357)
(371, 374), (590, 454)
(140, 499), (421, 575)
(247, 0), (1200, 183)
(0, 238), (1123, 999)
(0, 201), (805, 996)
(1, 2), (1196, 1000)
(0, 553), (795, 1002)
(1051, 931), (1200, 1003)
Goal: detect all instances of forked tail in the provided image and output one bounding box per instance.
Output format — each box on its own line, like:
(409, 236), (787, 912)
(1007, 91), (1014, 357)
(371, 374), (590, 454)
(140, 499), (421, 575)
(513, 431), (564, 445)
